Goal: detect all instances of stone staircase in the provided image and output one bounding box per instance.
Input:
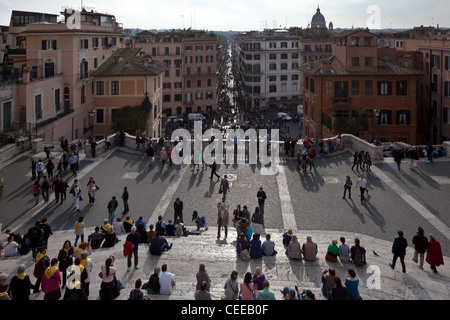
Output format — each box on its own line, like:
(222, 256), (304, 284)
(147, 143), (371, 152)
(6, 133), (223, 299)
(1, 225), (450, 300)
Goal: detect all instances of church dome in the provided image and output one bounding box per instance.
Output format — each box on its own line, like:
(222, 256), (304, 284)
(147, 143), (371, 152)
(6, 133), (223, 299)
(311, 7), (326, 29)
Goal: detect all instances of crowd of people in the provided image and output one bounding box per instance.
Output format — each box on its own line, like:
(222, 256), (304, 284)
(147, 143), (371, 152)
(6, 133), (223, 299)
(383, 142), (447, 171)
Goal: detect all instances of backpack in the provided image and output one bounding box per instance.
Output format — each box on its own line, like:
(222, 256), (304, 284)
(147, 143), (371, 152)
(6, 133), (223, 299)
(175, 224), (183, 237)
(155, 220), (164, 235)
(353, 247), (365, 266)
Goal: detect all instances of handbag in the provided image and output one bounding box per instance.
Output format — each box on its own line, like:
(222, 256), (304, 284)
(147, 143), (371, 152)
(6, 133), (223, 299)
(239, 243), (250, 261)
(219, 185), (223, 194)
(240, 248), (250, 261)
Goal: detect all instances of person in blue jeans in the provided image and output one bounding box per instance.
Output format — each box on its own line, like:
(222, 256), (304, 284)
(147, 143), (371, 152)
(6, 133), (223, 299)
(220, 175), (230, 203)
(149, 232), (172, 255)
(126, 226), (140, 270)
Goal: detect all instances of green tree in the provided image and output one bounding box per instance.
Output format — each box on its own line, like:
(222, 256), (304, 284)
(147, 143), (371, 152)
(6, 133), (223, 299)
(111, 104), (150, 134)
(334, 117), (364, 136)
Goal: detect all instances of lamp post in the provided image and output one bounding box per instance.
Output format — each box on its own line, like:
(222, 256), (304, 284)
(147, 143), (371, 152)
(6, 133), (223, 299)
(88, 109), (95, 141)
(373, 108), (381, 146)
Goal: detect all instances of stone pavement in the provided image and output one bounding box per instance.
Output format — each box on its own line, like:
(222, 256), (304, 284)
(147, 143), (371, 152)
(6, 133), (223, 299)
(0, 225), (449, 300)
(0, 146), (449, 300)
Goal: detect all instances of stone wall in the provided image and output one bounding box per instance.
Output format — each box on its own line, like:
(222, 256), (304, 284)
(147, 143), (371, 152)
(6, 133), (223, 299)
(0, 138), (30, 164)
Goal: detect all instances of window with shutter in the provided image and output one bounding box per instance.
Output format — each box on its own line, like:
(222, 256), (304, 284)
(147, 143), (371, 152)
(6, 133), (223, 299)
(444, 81), (450, 97)
(378, 81), (392, 95)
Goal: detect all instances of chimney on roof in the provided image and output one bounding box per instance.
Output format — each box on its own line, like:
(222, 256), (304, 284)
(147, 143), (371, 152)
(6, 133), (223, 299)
(309, 60), (314, 69)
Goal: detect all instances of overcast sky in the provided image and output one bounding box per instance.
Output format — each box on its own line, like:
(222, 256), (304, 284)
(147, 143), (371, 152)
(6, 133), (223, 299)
(1, 0), (449, 31)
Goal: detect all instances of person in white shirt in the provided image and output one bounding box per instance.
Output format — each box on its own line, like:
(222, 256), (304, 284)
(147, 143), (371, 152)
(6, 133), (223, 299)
(3, 237), (19, 257)
(356, 174), (367, 202)
(36, 159), (44, 180)
(158, 264), (175, 295)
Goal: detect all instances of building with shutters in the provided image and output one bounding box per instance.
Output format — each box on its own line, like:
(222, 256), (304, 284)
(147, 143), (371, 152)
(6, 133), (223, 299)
(299, 29), (423, 144)
(132, 30), (220, 117)
(0, 8), (123, 142)
(234, 29), (302, 110)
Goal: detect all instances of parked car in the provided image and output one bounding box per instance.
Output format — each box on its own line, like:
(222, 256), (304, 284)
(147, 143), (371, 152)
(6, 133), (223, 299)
(166, 116), (183, 123)
(188, 113), (206, 121)
(277, 112), (292, 121)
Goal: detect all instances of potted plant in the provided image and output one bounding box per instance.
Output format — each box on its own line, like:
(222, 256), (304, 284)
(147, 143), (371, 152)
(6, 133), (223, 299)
(0, 177), (6, 199)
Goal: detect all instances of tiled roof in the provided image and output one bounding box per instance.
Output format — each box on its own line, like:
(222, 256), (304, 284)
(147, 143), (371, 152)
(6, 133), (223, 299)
(94, 48), (167, 77)
(298, 56), (422, 76)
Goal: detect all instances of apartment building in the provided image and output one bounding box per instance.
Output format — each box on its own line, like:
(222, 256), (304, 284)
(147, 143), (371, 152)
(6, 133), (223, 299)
(378, 27), (450, 144)
(93, 48), (166, 138)
(0, 8), (123, 142)
(234, 29), (302, 110)
(133, 30), (220, 116)
(417, 45), (450, 143)
(299, 29), (422, 144)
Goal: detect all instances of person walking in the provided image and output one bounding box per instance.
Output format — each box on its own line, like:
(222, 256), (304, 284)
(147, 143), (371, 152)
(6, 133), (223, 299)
(87, 177), (99, 206)
(57, 240), (74, 288)
(160, 148), (167, 167)
(36, 159), (44, 181)
(220, 175), (230, 203)
(32, 180), (42, 205)
(107, 196), (118, 224)
(41, 258), (61, 300)
(46, 159), (55, 179)
(217, 203), (229, 240)
(356, 173), (367, 203)
(412, 227), (428, 270)
(210, 161), (220, 180)
(426, 234), (444, 273)
(69, 153), (79, 177)
(71, 179), (81, 212)
(9, 264), (35, 300)
(30, 158), (37, 181)
(393, 149), (403, 172)
(125, 226), (140, 270)
(173, 197), (184, 223)
(39, 218), (53, 249)
(343, 175), (352, 199)
(389, 230), (408, 273)
(409, 146), (419, 169)
(74, 216), (85, 247)
(167, 147), (173, 168)
(33, 246), (50, 293)
(27, 221), (43, 260)
(41, 176), (50, 203)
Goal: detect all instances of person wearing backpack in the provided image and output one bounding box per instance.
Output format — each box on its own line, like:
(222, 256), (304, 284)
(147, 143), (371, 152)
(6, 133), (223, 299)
(390, 230), (408, 273)
(155, 215), (167, 236)
(350, 238), (366, 266)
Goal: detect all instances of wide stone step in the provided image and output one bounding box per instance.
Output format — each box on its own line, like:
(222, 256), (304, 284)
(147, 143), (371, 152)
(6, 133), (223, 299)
(2, 226), (450, 300)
